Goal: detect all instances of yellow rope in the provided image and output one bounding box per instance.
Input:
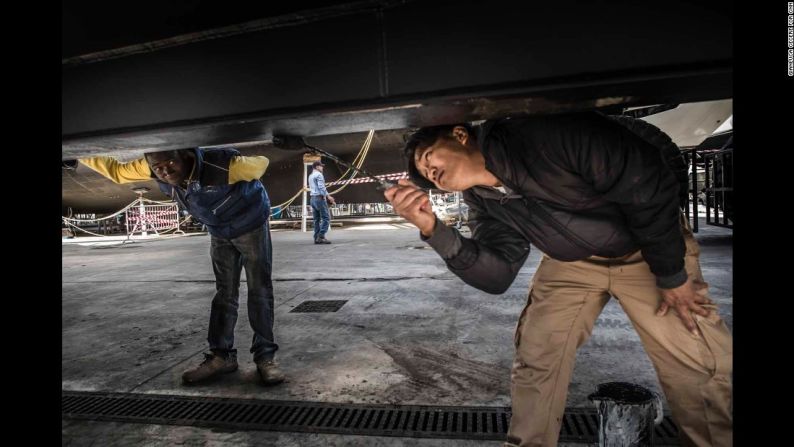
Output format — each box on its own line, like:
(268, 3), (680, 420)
(332, 129), (374, 183)
(328, 130), (374, 195)
(270, 187), (309, 215)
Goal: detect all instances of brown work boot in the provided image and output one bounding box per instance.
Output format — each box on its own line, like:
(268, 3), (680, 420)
(182, 352), (238, 384)
(255, 359), (286, 386)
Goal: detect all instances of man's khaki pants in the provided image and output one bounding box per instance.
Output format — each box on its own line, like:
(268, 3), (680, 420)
(506, 219), (732, 446)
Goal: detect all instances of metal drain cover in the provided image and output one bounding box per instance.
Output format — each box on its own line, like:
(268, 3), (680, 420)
(290, 300), (348, 313)
(62, 391), (680, 443)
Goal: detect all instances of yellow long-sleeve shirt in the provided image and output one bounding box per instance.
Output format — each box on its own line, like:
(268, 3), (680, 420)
(79, 154), (269, 184)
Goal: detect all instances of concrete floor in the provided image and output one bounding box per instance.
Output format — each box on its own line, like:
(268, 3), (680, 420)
(62, 218), (732, 446)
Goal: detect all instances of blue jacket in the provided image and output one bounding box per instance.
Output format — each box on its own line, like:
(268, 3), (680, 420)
(156, 148), (270, 239)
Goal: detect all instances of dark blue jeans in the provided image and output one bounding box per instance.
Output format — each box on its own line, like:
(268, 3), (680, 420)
(310, 195), (330, 240)
(208, 221), (278, 363)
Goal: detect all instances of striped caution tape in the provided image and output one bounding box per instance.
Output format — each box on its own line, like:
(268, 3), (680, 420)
(326, 171), (408, 186)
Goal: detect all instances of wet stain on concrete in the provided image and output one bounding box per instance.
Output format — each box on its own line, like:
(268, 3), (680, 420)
(378, 343), (508, 402)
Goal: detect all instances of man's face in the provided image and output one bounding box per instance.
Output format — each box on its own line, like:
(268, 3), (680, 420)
(147, 151), (192, 186)
(414, 127), (479, 192)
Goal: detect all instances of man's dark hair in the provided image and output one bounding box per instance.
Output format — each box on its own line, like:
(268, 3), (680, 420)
(143, 149), (193, 163)
(403, 123), (474, 189)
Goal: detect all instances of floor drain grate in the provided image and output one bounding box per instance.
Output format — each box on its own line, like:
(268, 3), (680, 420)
(62, 391), (680, 443)
(290, 300), (348, 313)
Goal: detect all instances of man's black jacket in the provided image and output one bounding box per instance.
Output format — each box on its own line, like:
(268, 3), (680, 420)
(423, 112), (687, 294)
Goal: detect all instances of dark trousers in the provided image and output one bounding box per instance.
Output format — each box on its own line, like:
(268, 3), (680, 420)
(207, 222), (278, 362)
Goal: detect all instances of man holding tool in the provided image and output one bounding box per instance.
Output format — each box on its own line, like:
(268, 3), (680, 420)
(382, 112), (732, 447)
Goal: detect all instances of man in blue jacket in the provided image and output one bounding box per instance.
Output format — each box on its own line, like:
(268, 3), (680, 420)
(81, 148), (285, 386)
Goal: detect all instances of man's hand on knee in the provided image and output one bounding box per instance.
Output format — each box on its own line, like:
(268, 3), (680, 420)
(657, 278), (711, 337)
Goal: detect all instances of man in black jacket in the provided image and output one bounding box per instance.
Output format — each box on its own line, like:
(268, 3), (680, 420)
(384, 112), (732, 447)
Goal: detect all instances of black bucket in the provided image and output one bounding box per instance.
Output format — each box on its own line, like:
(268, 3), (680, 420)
(588, 382), (663, 446)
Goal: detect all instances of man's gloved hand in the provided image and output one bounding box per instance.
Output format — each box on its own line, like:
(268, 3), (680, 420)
(384, 179), (436, 237)
(62, 160), (78, 170)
